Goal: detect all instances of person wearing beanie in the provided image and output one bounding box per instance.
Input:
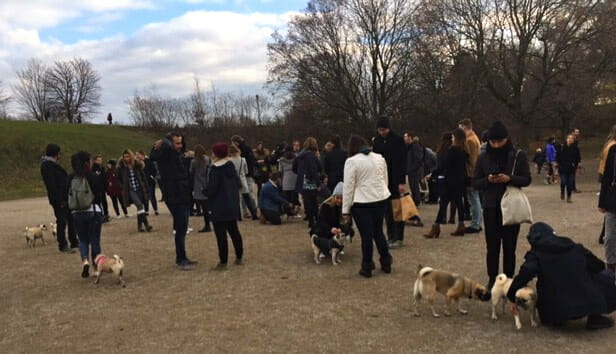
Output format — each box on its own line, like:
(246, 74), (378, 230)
(473, 121), (531, 290)
(258, 172), (293, 225)
(372, 115), (408, 249)
(311, 181), (354, 241)
(205, 142), (244, 269)
(151, 133), (197, 271)
(40, 143), (78, 253)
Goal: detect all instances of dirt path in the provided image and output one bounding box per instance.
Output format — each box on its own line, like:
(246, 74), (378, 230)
(0, 171), (613, 353)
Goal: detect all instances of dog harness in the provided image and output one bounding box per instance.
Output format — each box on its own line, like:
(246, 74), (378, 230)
(96, 255), (109, 268)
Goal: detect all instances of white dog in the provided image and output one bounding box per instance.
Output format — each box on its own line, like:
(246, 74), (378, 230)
(24, 224), (47, 248)
(491, 274), (539, 329)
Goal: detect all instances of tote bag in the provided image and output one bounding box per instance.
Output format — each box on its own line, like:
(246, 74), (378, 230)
(392, 193), (419, 222)
(501, 150), (533, 226)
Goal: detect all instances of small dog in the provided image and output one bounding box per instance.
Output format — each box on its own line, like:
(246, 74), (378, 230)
(50, 222), (57, 238)
(413, 265), (491, 318)
(24, 224), (47, 248)
(94, 254), (126, 288)
(491, 274), (538, 329)
(311, 234), (345, 265)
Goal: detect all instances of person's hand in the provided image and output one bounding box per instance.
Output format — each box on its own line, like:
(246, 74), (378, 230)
(331, 227), (341, 235)
(497, 174), (511, 184)
(488, 174), (498, 184)
(398, 184), (407, 194)
(154, 140), (163, 150)
(342, 215), (351, 223)
(425, 173), (432, 181)
(508, 302), (519, 315)
(599, 208), (606, 214)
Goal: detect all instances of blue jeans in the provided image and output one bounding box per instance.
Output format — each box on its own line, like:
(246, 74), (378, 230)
(167, 203), (190, 264)
(351, 201), (391, 266)
(72, 211), (102, 263)
(560, 173), (574, 197)
(467, 190), (483, 229)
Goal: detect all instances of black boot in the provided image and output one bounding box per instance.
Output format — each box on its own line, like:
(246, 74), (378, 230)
(586, 315), (614, 330)
(359, 262), (374, 278)
(380, 255), (393, 274)
(486, 277), (496, 291)
(137, 214), (145, 232)
(142, 214), (153, 232)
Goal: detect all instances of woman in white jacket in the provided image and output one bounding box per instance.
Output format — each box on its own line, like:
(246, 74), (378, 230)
(343, 135), (393, 278)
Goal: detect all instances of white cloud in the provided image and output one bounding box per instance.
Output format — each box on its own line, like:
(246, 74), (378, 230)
(0, 10), (294, 123)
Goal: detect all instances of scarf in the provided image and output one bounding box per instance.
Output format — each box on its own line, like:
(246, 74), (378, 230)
(486, 141), (513, 174)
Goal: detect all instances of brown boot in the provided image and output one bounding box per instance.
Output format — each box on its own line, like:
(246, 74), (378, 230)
(424, 224), (440, 239)
(451, 223), (465, 237)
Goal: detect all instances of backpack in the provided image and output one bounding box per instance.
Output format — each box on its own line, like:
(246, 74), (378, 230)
(68, 176), (95, 211)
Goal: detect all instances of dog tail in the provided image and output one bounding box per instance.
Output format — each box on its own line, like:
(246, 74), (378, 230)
(113, 255), (123, 265)
(413, 277), (422, 301)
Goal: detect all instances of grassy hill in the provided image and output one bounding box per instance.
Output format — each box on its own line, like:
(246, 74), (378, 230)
(0, 120), (157, 201)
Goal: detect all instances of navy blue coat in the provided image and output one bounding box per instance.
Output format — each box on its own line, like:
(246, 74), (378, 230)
(292, 150), (321, 193)
(508, 223), (616, 325)
(205, 160), (241, 222)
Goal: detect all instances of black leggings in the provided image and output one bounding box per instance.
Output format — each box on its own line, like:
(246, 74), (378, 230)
(435, 193), (464, 224)
(302, 191), (318, 228)
(197, 200), (211, 228)
(110, 195), (128, 216)
(484, 208), (520, 279)
(213, 221), (243, 264)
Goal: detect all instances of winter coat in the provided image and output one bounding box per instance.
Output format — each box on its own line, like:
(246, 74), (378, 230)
(442, 146), (468, 198)
(424, 147), (437, 176)
(465, 131), (481, 178)
(532, 152), (546, 166)
(556, 144), (581, 175)
(67, 172), (106, 211)
(323, 148), (347, 189)
(406, 142), (425, 178)
(372, 131), (407, 197)
(205, 159), (241, 222)
(238, 141), (256, 178)
(278, 157), (297, 192)
(473, 142), (531, 209)
(143, 157), (158, 186)
(507, 223), (615, 325)
(546, 143), (557, 163)
(40, 156), (69, 206)
(258, 180), (289, 213)
(150, 138), (191, 205)
(292, 150), (322, 193)
(117, 159), (149, 208)
(105, 169), (122, 197)
(190, 157), (210, 201)
(599, 145), (616, 212)
(312, 197), (342, 239)
(342, 150), (391, 215)
(230, 156), (250, 194)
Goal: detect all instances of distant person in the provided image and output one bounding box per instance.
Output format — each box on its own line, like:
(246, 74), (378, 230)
(190, 145), (212, 233)
(76, 113), (82, 124)
(545, 137), (557, 184)
(532, 148), (546, 175)
(105, 159), (128, 218)
(423, 145), (438, 204)
(229, 144), (259, 220)
(150, 133), (197, 271)
(556, 134), (581, 203)
(507, 223), (616, 330)
(372, 116), (407, 249)
(136, 150), (159, 216)
(293, 137), (322, 229)
(68, 151), (105, 278)
(323, 135), (347, 192)
(231, 135), (257, 211)
(92, 155), (110, 223)
(459, 119), (483, 234)
(259, 172), (293, 225)
(278, 146), (300, 211)
(292, 140), (301, 154)
(118, 149), (153, 232)
(572, 128), (582, 192)
(404, 133), (425, 228)
(107, 113), (113, 125)
(40, 143), (78, 254)
(342, 135), (393, 278)
(205, 143), (244, 269)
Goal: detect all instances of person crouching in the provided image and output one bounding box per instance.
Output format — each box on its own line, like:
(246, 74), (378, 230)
(259, 172), (294, 225)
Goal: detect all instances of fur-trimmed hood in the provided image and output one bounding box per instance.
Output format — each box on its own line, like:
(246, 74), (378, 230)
(118, 158), (145, 170)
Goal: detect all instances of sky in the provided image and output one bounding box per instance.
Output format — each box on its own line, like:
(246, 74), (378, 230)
(0, 0), (307, 123)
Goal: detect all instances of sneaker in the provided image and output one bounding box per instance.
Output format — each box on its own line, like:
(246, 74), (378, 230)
(388, 240), (402, 249)
(187, 228), (193, 235)
(567, 196), (572, 203)
(59, 247), (76, 254)
(586, 315), (614, 330)
(116, 215), (123, 219)
(177, 261), (195, 271)
(81, 264), (90, 278)
(214, 263), (227, 271)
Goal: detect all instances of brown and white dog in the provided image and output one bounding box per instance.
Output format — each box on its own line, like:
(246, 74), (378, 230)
(24, 224), (47, 248)
(413, 265), (491, 318)
(491, 274), (538, 329)
(94, 254), (126, 288)
(49, 222), (57, 239)
(311, 234), (345, 266)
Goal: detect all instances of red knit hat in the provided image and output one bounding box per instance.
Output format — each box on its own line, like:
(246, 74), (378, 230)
(212, 142), (228, 159)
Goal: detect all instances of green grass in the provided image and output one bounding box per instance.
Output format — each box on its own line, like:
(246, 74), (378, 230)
(0, 120), (157, 201)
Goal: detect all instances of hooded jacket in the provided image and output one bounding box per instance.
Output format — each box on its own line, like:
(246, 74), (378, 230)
(205, 159), (241, 222)
(507, 223), (613, 325)
(372, 131), (406, 196)
(556, 143), (581, 175)
(150, 138), (191, 205)
(40, 156), (69, 206)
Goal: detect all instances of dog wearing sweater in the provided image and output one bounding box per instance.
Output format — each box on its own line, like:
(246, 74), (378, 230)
(94, 254), (126, 288)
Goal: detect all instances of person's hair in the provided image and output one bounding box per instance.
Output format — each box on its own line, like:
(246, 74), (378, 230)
(93, 154), (102, 160)
(45, 143), (60, 157)
(122, 149), (135, 166)
(303, 137), (318, 152)
(480, 130), (489, 143)
(607, 125), (616, 142)
(452, 128), (467, 151)
(547, 137), (555, 144)
(329, 135), (342, 149)
(437, 133), (452, 156)
(71, 151), (91, 177)
(136, 150), (146, 157)
(458, 119), (472, 129)
(193, 144), (206, 167)
(229, 144), (241, 156)
(293, 140), (301, 145)
(566, 134), (575, 143)
(347, 135), (368, 156)
(231, 135), (243, 144)
(283, 145), (295, 159)
(270, 172), (280, 181)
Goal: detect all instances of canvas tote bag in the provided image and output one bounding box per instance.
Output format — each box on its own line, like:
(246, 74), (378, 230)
(392, 193), (419, 222)
(501, 150), (533, 226)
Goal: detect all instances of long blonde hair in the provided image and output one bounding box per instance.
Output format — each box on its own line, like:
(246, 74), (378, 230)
(122, 149), (135, 167)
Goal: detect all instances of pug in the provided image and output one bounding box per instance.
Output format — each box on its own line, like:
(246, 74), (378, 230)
(413, 265), (491, 318)
(50, 222), (57, 239)
(311, 234), (345, 265)
(24, 224), (47, 248)
(94, 254), (126, 288)
(491, 274), (538, 329)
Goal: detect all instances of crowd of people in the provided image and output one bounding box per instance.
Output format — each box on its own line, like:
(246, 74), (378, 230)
(39, 119), (616, 330)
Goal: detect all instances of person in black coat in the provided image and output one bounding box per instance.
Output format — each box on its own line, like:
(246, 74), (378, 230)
(293, 137), (322, 229)
(137, 151), (159, 215)
(473, 121), (531, 290)
(311, 182), (354, 240)
(556, 134), (581, 203)
(507, 222), (616, 329)
(323, 135), (347, 192)
(424, 128), (468, 238)
(40, 143), (78, 253)
(206, 143), (244, 269)
(150, 133), (196, 270)
(92, 155), (110, 222)
(372, 116), (407, 249)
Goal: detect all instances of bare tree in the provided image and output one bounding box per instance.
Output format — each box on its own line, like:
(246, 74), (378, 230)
(45, 58), (101, 123)
(12, 59), (49, 121)
(0, 80), (9, 118)
(191, 77), (207, 126)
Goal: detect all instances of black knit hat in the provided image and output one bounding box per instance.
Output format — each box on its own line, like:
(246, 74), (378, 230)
(376, 116), (391, 129)
(488, 121), (508, 140)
